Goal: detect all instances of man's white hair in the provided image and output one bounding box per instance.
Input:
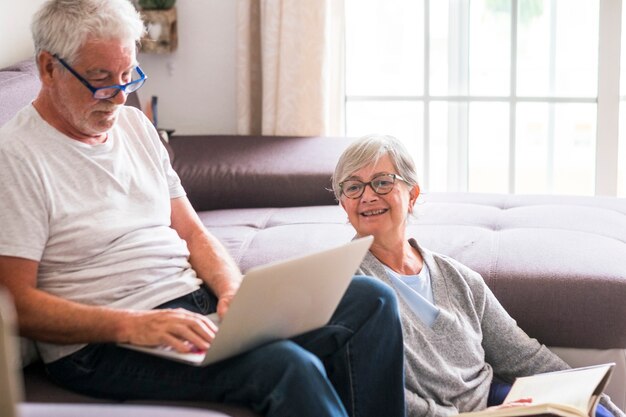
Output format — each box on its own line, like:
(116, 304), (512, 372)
(31, 0), (145, 65)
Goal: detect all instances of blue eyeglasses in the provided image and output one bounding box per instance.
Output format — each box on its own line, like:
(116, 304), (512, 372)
(53, 54), (147, 100)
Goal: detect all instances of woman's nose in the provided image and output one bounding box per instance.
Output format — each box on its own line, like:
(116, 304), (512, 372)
(360, 184), (379, 201)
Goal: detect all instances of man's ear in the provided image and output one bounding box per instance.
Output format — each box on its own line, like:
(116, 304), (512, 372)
(37, 51), (57, 86)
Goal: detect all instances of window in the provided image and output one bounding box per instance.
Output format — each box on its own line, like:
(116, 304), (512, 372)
(620, 0), (626, 196)
(345, 0), (624, 196)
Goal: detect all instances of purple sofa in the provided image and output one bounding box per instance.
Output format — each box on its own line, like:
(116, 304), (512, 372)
(2, 58), (626, 414)
(171, 136), (626, 411)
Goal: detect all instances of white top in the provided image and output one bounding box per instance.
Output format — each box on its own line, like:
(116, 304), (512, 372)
(384, 263), (440, 327)
(0, 105), (202, 362)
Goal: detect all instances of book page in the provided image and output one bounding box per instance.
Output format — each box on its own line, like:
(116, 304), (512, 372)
(504, 364), (613, 414)
(463, 403), (584, 417)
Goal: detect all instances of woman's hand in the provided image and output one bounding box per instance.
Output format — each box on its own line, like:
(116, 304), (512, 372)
(487, 398), (533, 411)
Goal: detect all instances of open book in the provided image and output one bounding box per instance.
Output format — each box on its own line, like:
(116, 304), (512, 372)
(458, 363), (615, 417)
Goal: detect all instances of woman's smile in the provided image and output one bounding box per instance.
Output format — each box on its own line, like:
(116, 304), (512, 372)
(360, 208), (389, 217)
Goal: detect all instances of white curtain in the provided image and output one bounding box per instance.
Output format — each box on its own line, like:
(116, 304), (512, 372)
(237, 0), (344, 136)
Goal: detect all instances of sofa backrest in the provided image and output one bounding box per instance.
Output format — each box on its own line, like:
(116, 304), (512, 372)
(169, 135), (354, 211)
(0, 59), (41, 127)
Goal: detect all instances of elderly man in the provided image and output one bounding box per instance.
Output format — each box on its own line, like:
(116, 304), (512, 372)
(0, 1), (405, 416)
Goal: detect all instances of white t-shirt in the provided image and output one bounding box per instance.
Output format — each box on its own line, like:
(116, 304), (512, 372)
(0, 105), (202, 362)
(384, 263), (440, 328)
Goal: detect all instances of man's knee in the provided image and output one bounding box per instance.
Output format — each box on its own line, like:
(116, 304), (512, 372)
(248, 340), (327, 381)
(233, 341), (347, 415)
(345, 275), (399, 311)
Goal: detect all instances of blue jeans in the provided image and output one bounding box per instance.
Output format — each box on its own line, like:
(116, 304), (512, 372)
(46, 276), (406, 417)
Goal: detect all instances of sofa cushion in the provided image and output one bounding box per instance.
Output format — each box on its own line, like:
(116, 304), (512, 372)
(197, 193), (626, 350)
(0, 59), (41, 126)
(23, 363), (260, 416)
(19, 403), (235, 417)
(170, 135), (354, 211)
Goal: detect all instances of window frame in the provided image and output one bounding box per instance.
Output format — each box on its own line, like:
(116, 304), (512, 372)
(344, 0), (624, 196)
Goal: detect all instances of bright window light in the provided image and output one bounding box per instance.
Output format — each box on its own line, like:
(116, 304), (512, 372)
(345, 0), (621, 196)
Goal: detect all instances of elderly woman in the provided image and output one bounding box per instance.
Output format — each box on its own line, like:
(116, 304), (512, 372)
(331, 134), (623, 417)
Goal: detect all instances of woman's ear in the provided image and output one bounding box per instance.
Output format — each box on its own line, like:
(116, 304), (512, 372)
(408, 184), (420, 213)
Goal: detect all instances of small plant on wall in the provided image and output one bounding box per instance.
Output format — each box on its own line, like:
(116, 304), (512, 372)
(138, 0), (176, 10)
(137, 0), (178, 53)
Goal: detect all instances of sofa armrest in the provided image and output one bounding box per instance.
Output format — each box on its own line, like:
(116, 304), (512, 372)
(169, 135), (354, 211)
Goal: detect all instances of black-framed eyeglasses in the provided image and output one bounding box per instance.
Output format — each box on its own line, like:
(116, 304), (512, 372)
(53, 54), (147, 100)
(339, 173), (407, 199)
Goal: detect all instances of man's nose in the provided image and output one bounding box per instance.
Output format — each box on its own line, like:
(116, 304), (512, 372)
(110, 89), (127, 105)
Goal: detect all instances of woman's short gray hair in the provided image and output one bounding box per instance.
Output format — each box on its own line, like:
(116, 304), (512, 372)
(32, 0), (145, 65)
(332, 134), (420, 201)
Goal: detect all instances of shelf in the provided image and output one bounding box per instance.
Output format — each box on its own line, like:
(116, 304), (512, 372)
(140, 7), (178, 54)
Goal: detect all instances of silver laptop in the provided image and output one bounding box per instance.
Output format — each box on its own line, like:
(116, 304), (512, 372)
(121, 236), (374, 366)
(0, 289), (23, 417)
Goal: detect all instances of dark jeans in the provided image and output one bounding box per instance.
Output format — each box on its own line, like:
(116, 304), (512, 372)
(46, 276), (406, 417)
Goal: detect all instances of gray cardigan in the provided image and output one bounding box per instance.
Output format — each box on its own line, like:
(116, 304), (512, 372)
(357, 239), (623, 417)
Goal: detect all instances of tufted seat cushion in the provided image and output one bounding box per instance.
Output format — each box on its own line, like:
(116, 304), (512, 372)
(196, 193), (626, 351)
(168, 135), (626, 351)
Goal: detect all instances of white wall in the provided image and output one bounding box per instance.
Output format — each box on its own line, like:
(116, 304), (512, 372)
(0, 0), (47, 66)
(137, 1), (237, 135)
(0, 0), (238, 135)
